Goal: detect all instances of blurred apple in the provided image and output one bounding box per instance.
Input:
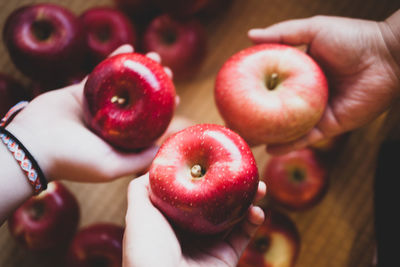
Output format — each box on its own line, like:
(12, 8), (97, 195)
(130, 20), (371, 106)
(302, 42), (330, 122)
(262, 149), (328, 211)
(3, 3), (85, 84)
(66, 223), (124, 267)
(238, 208), (300, 267)
(8, 181), (80, 251)
(142, 14), (206, 79)
(80, 7), (137, 69)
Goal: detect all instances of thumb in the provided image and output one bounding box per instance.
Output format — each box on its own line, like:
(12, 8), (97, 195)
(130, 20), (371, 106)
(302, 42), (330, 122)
(248, 17), (320, 46)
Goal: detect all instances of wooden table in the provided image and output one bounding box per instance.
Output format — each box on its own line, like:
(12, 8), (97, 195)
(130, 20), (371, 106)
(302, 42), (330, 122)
(1, 0), (399, 266)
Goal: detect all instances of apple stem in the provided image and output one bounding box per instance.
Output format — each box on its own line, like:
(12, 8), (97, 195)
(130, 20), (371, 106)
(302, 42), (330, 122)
(191, 164), (204, 178)
(111, 96), (126, 106)
(266, 73), (279, 90)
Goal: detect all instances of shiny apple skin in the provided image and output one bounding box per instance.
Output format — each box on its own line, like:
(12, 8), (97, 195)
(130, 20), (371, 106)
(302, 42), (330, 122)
(8, 181), (80, 251)
(66, 223), (124, 267)
(0, 73), (29, 117)
(3, 3), (85, 83)
(263, 149), (328, 211)
(149, 124), (259, 235)
(238, 208), (300, 267)
(83, 52), (176, 151)
(80, 7), (137, 68)
(142, 14), (206, 79)
(215, 43), (328, 146)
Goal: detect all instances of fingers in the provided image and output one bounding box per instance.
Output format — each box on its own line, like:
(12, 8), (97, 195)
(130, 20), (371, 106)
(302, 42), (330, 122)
(225, 205), (265, 262)
(266, 127), (325, 155)
(145, 52), (174, 80)
(109, 44), (134, 57)
(145, 51), (161, 62)
(254, 181), (267, 203)
(248, 17), (319, 46)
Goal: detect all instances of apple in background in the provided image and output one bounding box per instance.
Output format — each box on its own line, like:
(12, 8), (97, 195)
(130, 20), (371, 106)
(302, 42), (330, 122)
(262, 149), (328, 211)
(142, 14), (206, 79)
(8, 181), (80, 251)
(3, 3), (85, 84)
(66, 223), (124, 267)
(238, 208), (300, 267)
(215, 44), (328, 146)
(149, 123), (259, 235)
(83, 52), (176, 151)
(0, 73), (29, 117)
(80, 7), (137, 70)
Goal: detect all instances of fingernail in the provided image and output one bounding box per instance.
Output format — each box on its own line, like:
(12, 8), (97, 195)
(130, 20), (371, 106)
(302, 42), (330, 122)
(248, 29), (264, 37)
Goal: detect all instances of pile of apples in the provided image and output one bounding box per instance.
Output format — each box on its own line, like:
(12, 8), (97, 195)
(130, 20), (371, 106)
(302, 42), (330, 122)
(0, 0), (216, 118)
(1, 1), (350, 267)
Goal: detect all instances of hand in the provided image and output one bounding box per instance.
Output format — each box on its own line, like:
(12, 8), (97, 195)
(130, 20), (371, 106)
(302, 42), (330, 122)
(123, 174), (266, 267)
(248, 14), (400, 154)
(5, 45), (175, 183)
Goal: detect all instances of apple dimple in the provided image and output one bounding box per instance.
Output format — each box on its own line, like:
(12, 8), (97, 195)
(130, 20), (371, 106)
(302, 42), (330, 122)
(161, 28), (177, 45)
(254, 236), (270, 253)
(94, 24), (112, 43)
(290, 167), (306, 183)
(31, 20), (54, 41)
(26, 201), (46, 221)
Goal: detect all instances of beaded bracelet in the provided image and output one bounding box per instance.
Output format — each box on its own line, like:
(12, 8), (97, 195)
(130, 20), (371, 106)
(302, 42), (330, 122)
(0, 101), (47, 194)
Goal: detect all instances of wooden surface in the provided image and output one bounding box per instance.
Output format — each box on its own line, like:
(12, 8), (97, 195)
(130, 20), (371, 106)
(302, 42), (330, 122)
(1, 0), (399, 266)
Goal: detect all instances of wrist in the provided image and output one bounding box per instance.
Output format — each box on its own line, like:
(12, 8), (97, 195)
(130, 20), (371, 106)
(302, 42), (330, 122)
(378, 10), (400, 92)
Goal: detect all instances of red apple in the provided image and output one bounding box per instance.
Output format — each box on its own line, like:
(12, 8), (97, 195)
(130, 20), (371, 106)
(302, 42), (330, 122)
(8, 181), (80, 251)
(150, 0), (212, 17)
(149, 123), (259, 235)
(3, 3), (85, 83)
(83, 52), (176, 151)
(0, 73), (29, 117)
(142, 14), (206, 79)
(80, 7), (137, 69)
(262, 149), (328, 211)
(66, 223), (124, 267)
(215, 44), (328, 146)
(238, 208), (300, 267)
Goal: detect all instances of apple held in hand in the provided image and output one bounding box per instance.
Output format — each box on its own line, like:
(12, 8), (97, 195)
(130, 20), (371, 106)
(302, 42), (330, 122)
(142, 14), (206, 79)
(262, 149), (328, 210)
(3, 3), (85, 83)
(238, 208), (300, 267)
(8, 181), (80, 251)
(80, 7), (137, 69)
(215, 43), (328, 146)
(66, 223), (124, 267)
(0, 73), (29, 117)
(149, 123), (259, 235)
(83, 52), (176, 151)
